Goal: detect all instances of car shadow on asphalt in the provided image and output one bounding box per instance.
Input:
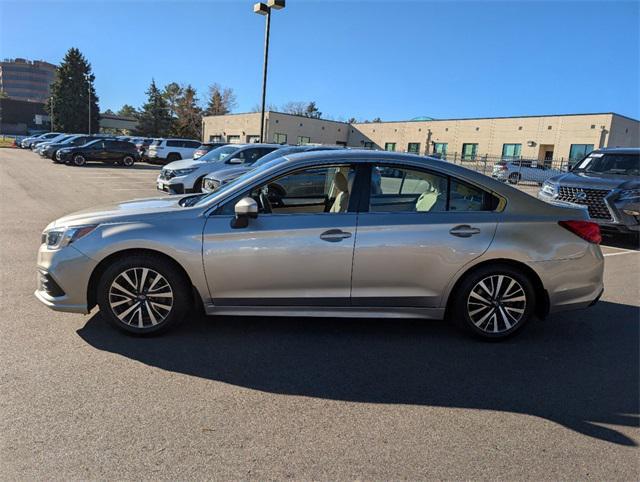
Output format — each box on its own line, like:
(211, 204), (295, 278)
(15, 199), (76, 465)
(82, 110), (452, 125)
(66, 163), (161, 171)
(77, 300), (639, 446)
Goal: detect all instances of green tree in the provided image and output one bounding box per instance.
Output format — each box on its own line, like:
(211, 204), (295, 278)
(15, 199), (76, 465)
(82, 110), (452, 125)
(204, 83), (237, 116)
(47, 47), (100, 133)
(305, 101), (322, 119)
(136, 79), (172, 137)
(347, 117), (357, 123)
(162, 82), (183, 121)
(173, 85), (202, 139)
(117, 104), (138, 118)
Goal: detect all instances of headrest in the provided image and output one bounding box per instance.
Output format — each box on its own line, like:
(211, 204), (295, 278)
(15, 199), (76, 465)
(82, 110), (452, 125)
(334, 172), (349, 192)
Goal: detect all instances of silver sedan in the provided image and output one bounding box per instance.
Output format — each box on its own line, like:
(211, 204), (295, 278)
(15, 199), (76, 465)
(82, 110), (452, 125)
(35, 150), (604, 340)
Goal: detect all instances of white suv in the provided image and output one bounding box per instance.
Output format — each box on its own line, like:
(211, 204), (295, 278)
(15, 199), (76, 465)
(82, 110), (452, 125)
(147, 138), (202, 164)
(156, 144), (280, 194)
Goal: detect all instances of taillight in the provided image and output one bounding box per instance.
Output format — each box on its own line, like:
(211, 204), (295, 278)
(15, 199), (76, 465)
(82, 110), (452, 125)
(559, 220), (601, 244)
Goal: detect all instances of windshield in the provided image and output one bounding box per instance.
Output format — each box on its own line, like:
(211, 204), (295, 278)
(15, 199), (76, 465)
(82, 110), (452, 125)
(151, 139), (163, 146)
(55, 135), (73, 143)
(78, 139), (100, 148)
(193, 156), (286, 207)
(574, 153), (640, 176)
(198, 145), (242, 162)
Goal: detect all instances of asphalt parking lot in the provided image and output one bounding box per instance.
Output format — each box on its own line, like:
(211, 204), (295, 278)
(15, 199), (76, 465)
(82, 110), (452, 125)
(1, 149), (638, 479)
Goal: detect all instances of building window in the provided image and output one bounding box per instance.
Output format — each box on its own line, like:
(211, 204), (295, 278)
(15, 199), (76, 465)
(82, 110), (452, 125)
(273, 133), (287, 144)
(569, 144), (594, 161)
(433, 142), (448, 158)
(461, 143), (478, 160)
(407, 142), (421, 154)
(518, 126), (523, 130)
(297, 136), (311, 145)
(385, 142), (396, 152)
(501, 143), (522, 159)
(246, 135), (260, 143)
(227, 135), (240, 143)
(209, 135), (223, 142)
(547, 125), (552, 130)
(363, 141), (374, 149)
(590, 125), (596, 129)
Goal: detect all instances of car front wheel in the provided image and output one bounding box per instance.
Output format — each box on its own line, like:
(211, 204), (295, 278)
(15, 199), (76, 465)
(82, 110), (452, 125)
(451, 264), (535, 340)
(97, 254), (191, 335)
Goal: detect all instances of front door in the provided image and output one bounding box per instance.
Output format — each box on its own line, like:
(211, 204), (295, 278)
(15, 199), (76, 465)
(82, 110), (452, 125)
(351, 164), (499, 308)
(202, 164), (358, 306)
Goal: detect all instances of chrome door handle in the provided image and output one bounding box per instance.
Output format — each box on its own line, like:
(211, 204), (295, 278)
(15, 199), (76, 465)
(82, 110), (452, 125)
(449, 225), (481, 237)
(320, 229), (352, 242)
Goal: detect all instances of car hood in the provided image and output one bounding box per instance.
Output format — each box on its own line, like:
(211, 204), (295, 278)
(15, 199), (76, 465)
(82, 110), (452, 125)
(206, 165), (251, 181)
(163, 158), (202, 170)
(548, 171), (639, 190)
(46, 196), (189, 229)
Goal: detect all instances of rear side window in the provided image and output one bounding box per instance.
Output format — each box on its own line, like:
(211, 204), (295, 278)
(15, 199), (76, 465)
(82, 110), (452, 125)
(185, 141), (201, 148)
(370, 165), (498, 213)
(167, 140), (182, 148)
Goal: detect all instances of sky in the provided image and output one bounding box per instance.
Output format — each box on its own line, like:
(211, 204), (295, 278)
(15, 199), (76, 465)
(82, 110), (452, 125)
(1, 0), (638, 121)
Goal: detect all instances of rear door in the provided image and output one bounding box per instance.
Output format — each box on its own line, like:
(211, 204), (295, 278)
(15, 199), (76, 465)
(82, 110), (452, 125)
(351, 163), (500, 308)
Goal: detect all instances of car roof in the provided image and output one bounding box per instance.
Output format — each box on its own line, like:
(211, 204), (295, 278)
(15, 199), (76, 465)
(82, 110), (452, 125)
(593, 147), (639, 154)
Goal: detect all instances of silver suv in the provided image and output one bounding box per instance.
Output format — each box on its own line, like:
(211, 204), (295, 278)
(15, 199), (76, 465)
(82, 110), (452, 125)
(36, 150), (604, 340)
(157, 144), (280, 194)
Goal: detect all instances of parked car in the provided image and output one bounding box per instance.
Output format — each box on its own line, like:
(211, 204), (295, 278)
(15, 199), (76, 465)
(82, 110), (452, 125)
(56, 139), (140, 167)
(538, 147), (640, 236)
(21, 132), (61, 149)
(157, 143), (280, 194)
(492, 159), (562, 184)
(31, 133), (68, 150)
(146, 138), (202, 164)
(42, 135), (97, 161)
(201, 144), (343, 193)
(36, 150), (603, 340)
(193, 142), (228, 160)
(132, 138), (153, 159)
(35, 134), (76, 156)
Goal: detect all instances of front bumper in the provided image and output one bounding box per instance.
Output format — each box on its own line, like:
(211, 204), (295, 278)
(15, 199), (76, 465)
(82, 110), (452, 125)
(538, 190), (640, 233)
(34, 243), (97, 314)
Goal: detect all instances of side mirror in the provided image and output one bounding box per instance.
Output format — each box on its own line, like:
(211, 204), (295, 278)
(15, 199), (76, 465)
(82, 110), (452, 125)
(231, 197), (258, 229)
(228, 157), (243, 164)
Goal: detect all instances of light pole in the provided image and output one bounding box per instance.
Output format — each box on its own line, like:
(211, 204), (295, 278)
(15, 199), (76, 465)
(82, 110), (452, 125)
(84, 73), (91, 134)
(253, 0), (285, 143)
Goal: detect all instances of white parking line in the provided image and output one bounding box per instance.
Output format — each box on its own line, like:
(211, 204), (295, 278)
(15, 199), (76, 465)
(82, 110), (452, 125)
(603, 250), (639, 257)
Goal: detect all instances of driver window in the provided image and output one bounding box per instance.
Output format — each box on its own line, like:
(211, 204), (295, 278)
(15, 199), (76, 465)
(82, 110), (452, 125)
(370, 166), (448, 212)
(250, 165), (356, 215)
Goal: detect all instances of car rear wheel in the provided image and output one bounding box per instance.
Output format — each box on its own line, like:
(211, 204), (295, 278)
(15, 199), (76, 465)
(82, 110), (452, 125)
(97, 254), (191, 335)
(73, 154), (86, 167)
(122, 155), (135, 167)
(507, 172), (521, 184)
(451, 264), (535, 340)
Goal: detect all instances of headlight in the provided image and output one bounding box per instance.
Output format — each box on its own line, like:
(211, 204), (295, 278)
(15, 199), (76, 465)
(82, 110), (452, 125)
(541, 181), (557, 196)
(173, 167), (197, 176)
(41, 225), (97, 250)
(618, 188), (640, 200)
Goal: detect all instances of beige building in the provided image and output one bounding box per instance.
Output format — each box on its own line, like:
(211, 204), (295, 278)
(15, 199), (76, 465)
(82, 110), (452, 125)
(203, 111), (639, 162)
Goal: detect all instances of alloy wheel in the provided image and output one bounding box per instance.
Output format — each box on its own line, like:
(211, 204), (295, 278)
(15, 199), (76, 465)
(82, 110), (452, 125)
(108, 267), (174, 328)
(122, 156), (134, 167)
(74, 155), (86, 166)
(466, 274), (526, 333)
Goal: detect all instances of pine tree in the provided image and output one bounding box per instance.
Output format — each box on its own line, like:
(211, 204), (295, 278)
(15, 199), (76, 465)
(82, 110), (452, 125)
(204, 83), (237, 116)
(117, 104), (138, 118)
(305, 101), (322, 119)
(136, 79), (172, 137)
(173, 85), (202, 139)
(47, 47), (100, 133)
(162, 82), (183, 122)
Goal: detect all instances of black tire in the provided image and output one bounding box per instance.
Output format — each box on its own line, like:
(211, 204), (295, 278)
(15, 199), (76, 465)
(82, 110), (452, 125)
(52, 153), (63, 163)
(97, 254), (192, 335)
(193, 176), (204, 192)
(507, 172), (521, 184)
(166, 153), (181, 163)
(122, 155), (135, 167)
(450, 264), (536, 340)
(72, 154), (86, 167)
